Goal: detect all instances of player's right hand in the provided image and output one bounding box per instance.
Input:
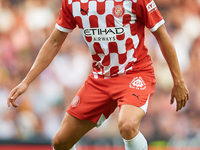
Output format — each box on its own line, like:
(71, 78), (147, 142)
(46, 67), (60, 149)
(7, 82), (28, 108)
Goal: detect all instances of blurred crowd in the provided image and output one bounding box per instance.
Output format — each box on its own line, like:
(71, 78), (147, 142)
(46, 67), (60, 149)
(0, 0), (200, 148)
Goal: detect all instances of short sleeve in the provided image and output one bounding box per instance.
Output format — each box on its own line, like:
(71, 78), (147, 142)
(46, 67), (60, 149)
(56, 0), (76, 33)
(136, 0), (165, 32)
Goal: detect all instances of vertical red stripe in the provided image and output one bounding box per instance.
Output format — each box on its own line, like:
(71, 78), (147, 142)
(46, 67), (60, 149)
(125, 61), (134, 70)
(118, 53), (127, 64)
(94, 43), (104, 53)
(110, 66), (119, 76)
(108, 42), (118, 53)
(102, 55), (110, 66)
(130, 23), (137, 36)
(92, 54), (101, 61)
(80, 3), (89, 15)
(106, 15), (115, 27)
(89, 15), (99, 28)
(125, 38), (134, 51)
(123, 14), (131, 25)
(75, 16), (83, 29)
(85, 36), (92, 42)
(68, 3), (73, 15)
(132, 2), (137, 14)
(116, 33), (125, 41)
(97, 2), (106, 15)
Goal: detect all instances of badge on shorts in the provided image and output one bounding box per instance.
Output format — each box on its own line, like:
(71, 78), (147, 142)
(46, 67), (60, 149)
(129, 77), (146, 90)
(71, 96), (80, 107)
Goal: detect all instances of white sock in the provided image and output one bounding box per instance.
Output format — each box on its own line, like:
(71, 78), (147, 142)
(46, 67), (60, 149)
(123, 132), (148, 150)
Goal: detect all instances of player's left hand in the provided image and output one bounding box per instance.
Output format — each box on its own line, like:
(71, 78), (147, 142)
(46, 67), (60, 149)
(7, 82), (28, 108)
(170, 82), (189, 111)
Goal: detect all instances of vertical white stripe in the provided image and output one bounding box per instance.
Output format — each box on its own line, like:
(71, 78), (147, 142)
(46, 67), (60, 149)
(93, 72), (98, 79)
(97, 0), (105, 2)
(81, 0), (89, 3)
(82, 15), (91, 28)
(132, 34), (139, 49)
(105, 1), (114, 15)
(72, 2), (91, 28)
(89, 1), (97, 15)
(72, 2), (80, 17)
(123, 0), (132, 14)
(68, 0), (72, 4)
(140, 94), (150, 113)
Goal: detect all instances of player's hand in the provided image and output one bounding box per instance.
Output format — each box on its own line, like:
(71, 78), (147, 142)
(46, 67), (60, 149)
(170, 82), (189, 112)
(7, 82), (28, 108)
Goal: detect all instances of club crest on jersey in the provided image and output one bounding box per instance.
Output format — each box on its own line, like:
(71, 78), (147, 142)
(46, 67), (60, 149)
(146, 0), (157, 14)
(71, 96), (80, 107)
(112, 5), (125, 18)
(129, 77), (146, 90)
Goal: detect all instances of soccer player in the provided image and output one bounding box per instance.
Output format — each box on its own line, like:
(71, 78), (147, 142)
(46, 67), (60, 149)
(7, 0), (189, 149)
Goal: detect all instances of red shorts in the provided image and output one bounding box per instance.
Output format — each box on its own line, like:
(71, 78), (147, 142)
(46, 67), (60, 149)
(67, 71), (156, 126)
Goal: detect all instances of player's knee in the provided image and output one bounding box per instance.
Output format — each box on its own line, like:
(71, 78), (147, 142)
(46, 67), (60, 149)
(118, 120), (136, 134)
(52, 136), (63, 150)
(53, 136), (73, 150)
(118, 119), (139, 139)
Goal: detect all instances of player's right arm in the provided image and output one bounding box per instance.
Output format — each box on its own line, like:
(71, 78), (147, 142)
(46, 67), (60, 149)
(7, 28), (68, 108)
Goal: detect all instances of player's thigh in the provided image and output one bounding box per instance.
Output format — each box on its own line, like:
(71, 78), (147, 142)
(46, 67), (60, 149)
(117, 74), (156, 128)
(118, 105), (145, 131)
(54, 113), (96, 145)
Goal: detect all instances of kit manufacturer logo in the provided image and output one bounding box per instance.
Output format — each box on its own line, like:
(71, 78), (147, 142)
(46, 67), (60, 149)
(132, 94), (140, 99)
(81, 8), (89, 15)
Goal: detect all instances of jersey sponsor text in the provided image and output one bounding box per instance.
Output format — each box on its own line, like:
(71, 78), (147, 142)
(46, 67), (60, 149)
(83, 27), (124, 42)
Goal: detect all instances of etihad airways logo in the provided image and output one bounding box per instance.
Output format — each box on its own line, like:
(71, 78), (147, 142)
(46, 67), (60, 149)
(83, 27), (124, 42)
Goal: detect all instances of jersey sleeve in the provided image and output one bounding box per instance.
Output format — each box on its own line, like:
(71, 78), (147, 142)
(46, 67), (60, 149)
(56, 0), (76, 33)
(136, 0), (165, 32)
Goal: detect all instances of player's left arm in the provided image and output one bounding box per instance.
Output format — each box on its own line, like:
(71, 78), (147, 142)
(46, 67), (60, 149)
(152, 24), (189, 112)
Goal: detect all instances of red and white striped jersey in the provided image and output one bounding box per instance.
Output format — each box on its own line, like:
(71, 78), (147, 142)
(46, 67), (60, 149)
(56, 0), (164, 78)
